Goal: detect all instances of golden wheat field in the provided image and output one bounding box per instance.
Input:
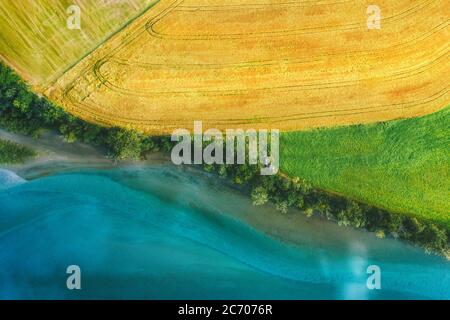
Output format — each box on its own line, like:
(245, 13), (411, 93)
(0, 0), (157, 86)
(13, 0), (450, 133)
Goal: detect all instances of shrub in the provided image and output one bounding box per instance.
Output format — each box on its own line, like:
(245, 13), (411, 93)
(251, 186), (269, 206)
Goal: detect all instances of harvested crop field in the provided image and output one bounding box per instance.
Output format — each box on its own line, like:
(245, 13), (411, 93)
(0, 0), (157, 86)
(46, 0), (449, 134)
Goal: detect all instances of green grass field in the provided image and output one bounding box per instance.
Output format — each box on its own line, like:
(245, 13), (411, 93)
(281, 106), (450, 229)
(0, 139), (36, 164)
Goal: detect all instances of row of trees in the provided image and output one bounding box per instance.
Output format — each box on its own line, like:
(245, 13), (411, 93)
(0, 139), (36, 164)
(0, 62), (448, 256)
(201, 151), (449, 256)
(0, 62), (172, 159)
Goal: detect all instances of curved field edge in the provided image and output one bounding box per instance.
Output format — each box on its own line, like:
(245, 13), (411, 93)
(0, 61), (448, 255)
(46, 0), (449, 134)
(280, 106), (450, 228)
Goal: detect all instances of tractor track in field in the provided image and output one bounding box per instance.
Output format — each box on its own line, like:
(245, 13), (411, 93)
(49, 0), (449, 134)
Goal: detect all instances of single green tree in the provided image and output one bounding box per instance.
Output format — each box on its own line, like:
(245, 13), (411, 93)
(251, 186), (269, 206)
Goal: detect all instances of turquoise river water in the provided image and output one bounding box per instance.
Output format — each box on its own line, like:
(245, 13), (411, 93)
(0, 166), (448, 299)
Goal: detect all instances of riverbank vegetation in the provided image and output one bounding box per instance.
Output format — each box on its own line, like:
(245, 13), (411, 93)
(0, 62), (172, 159)
(207, 161), (449, 256)
(0, 139), (36, 164)
(0, 62), (448, 257)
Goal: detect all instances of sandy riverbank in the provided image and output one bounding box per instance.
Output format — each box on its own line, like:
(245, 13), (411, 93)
(1, 128), (447, 261)
(0, 128), (169, 179)
(0, 128), (370, 254)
